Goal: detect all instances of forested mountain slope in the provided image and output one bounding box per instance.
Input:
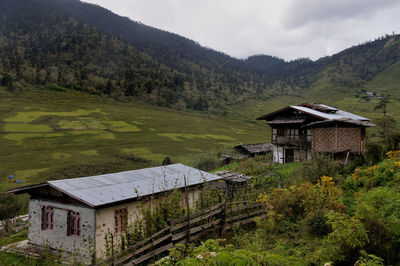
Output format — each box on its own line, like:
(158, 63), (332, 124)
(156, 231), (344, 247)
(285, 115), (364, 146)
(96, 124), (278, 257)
(0, 0), (400, 111)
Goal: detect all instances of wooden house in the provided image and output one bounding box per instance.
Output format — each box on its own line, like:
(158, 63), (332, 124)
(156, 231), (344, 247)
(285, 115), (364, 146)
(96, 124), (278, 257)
(256, 103), (374, 163)
(7, 164), (224, 263)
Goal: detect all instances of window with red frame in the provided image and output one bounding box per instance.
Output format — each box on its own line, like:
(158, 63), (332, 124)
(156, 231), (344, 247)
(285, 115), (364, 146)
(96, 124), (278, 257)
(67, 211), (81, 236)
(114, 208), (127, 234)
(41, 206), (54, 230)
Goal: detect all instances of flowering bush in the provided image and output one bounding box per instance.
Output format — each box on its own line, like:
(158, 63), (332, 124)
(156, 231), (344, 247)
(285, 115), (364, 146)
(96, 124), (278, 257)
(348, 152), (400, 190)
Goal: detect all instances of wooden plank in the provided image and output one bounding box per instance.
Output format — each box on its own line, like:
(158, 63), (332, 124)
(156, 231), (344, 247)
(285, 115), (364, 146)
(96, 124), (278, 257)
(227, 201), (252, 206)
(189, 208), (222, 225)
(128, 242), (174, 265)
(131, 233), (171, 257)
(99, 226), (171, 265)
(226, 209), (265, 223)
(172, 230), (187, 242)
(116, 233), (172, 265)
(172, 219), (221, 242)
(95, 257), (114, 266)
(233, 214), (268, 227)
(190, 227), (220, 242)
(125, 226), (170, 253)
(174, 238), (187, 245)
(171, 208), (222, 232)
(169, 204), (222, 225)
(226, 212), (249, 224)
(225, 213), (268, 231)
(96, 202), (266, 266)
(226, 203), (262, 214)
(189, 219), (221, 235)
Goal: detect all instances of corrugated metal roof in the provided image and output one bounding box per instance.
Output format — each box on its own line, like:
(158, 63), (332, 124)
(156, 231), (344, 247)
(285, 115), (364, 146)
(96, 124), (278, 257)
(268, 117), (307, 124)
(257, 103), (370, 122)
(304, 119), (375, 128)
(291, 105), (369, 121)
(46, 164), (223, 207)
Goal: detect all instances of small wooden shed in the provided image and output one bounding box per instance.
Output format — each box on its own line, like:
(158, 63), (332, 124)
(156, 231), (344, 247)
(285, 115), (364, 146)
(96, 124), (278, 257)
(234, 143), (274, 157)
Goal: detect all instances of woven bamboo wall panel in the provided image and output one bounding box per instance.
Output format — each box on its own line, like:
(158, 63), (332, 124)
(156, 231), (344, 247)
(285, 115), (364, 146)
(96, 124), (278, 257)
(312, 127), (336, 152)
(337, 127), (361, 152)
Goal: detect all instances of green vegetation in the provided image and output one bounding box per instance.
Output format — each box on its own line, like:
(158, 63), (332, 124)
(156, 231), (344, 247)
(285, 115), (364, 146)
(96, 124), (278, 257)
(0, 2), (400, 263)
(0, 251), (37, 266)
(157, 151), (400, 265)
(0, 229), (27, 247)
(2, 0), (400, 116)
(0, 88), (267, 218)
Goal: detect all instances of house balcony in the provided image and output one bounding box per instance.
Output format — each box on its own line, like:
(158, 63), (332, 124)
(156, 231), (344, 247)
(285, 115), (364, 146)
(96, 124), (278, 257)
(273, 136), (311, 147)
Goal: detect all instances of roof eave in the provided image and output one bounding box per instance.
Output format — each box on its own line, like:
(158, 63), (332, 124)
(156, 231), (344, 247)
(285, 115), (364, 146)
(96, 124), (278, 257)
(256, 106), (292, 120)
(48, 183), (96, 208)
(7, 183), (48, 194)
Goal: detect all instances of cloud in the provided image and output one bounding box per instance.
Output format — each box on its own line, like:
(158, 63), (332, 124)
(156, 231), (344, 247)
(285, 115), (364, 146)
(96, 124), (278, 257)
(82, 0), (400, 61)
(283, 0), (400, 28)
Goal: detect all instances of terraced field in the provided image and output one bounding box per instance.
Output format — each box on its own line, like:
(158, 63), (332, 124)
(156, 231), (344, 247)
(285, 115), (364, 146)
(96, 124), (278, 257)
(1, 85), (399, 193)
(0, 88), (268, 192)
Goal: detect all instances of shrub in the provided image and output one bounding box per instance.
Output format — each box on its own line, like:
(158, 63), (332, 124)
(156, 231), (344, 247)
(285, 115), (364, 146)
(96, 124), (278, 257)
(45, 84), (66, 92)
(297, 153), (341, 183)
(162, 156), (173, 165)
(194, 155), (221, 171)
(365, 141), (384, 165)
(355, 187), (400, 263)
(304, 209), (331, 237)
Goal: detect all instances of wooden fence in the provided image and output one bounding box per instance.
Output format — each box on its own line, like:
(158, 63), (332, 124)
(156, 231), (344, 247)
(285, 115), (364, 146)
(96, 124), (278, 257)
(0, 214), (29, 234)
(96, 201), (268, 265)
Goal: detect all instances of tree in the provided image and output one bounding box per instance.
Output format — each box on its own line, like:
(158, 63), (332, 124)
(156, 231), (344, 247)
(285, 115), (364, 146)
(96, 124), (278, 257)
(0, 74), (12, 87)
(373, 98), (395, 151)
(374, 98), (391, 116)
(162, 156), (173, 165)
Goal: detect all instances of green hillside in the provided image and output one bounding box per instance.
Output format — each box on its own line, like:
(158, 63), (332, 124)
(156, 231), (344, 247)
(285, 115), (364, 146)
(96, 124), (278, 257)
(1, 0), (400, 114)
(0, 87), (267, 193)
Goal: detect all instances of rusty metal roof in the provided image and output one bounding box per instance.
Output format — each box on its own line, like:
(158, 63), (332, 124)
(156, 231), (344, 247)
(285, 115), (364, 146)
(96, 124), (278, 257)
(9, 164), (223, 208)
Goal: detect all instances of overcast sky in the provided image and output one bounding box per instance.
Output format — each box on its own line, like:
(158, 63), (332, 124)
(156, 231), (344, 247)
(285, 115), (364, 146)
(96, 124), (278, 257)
(83, 0), (400, 61)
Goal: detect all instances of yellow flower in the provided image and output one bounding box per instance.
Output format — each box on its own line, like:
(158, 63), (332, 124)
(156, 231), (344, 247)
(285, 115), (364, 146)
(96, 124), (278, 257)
(320, 176), (335, 185)
(387, 150), (400, 160)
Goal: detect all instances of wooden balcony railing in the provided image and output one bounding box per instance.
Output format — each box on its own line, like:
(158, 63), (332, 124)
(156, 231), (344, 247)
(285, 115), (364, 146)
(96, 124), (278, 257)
(274, 136), (310, 146)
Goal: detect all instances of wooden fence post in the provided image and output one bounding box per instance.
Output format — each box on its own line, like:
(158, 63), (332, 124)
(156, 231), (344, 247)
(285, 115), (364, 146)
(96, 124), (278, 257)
(220, 201), (227, 237)
(93, 200), (269, 266)
(184, 175), (190, 243)
(219, 187), (228, 237)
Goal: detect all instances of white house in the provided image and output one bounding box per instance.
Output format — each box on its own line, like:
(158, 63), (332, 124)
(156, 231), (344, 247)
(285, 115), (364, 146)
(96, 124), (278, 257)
(8, 163), (224, 263)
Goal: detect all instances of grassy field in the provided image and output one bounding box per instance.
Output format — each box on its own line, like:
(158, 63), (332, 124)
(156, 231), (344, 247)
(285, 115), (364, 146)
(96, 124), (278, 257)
(1, 84), (399, 195)
(0, 87), (269, 193)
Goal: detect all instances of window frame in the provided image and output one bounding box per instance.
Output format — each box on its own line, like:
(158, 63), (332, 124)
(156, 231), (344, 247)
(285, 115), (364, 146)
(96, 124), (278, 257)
(114, 208), (128, 234)
(41, 206), (54, 231)
(67, 210), (81, 237)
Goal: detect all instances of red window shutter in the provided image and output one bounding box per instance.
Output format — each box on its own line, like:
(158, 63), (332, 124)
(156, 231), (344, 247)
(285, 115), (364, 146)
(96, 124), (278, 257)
(42, 206), (54, 230)
(50, 211), (54, 230)
(68, 211), (81, 236)
(41, 207), (46, 230)
(114, 208), (127, 234)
